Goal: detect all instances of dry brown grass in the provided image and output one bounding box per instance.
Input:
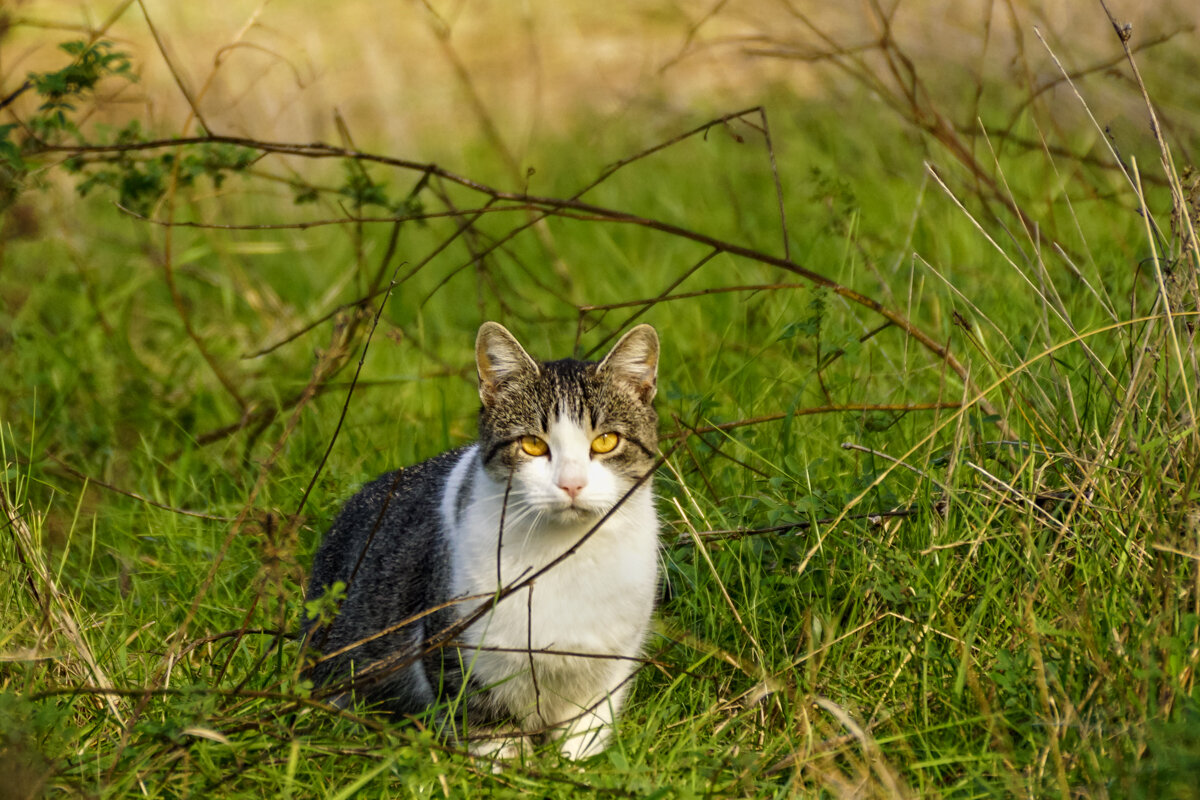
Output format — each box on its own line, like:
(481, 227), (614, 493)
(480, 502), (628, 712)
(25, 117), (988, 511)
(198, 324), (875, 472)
(5, 0), (1196, 165)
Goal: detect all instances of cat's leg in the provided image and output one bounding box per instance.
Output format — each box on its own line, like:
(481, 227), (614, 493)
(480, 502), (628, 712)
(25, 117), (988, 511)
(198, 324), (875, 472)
(467, 729), (534, 774)
(550, 683), (628, 760)
(468, 732), (533, 760)
(454, 671), (535, 765)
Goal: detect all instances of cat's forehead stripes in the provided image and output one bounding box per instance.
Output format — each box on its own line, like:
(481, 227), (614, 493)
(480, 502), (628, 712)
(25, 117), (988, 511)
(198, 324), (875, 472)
(479, 363), (655, 473)
(541, 359), (598, 426)
(487, 360), (639, 429)
(486, 359), (599, 432)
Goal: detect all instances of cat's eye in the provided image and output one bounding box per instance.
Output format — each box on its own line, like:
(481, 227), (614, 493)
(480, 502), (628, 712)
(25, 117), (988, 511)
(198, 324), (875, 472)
(519, 435), (549, 457)
(591, 432), (620, 454)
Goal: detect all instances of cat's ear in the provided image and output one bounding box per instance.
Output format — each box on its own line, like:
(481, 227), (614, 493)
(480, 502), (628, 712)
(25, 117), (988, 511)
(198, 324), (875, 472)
(599, 324), (659, 403)
(476, 322), (540, 405)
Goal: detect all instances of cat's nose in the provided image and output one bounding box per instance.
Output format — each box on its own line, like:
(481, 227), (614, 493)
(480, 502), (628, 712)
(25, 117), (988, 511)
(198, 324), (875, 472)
(558, 479), (586, 500)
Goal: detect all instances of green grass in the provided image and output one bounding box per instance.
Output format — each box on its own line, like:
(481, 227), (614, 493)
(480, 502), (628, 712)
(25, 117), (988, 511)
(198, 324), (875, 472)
(3, 18), (1200, 800)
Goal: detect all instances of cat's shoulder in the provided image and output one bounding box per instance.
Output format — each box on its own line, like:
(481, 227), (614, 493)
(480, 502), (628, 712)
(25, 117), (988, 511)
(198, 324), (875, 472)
(352, 444), (473, 497)
(324, 444), (476, 537)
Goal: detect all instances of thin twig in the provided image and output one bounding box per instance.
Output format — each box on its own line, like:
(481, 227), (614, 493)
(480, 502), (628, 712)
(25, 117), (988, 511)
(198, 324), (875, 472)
(45, 453), (235, 521)
(664, 403), (962, 440)
(293, 257), (405, 519)
(841, 441), (949, 493)
(668, 508), (916, 547)
(39, 127), (998, 416)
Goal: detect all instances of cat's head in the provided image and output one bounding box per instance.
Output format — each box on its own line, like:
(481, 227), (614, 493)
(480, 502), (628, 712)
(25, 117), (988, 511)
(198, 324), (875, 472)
(474, 322), (659, 523)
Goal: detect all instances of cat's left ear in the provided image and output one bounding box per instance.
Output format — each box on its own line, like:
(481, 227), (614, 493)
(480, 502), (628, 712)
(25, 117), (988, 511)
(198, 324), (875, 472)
(599, 324), (659, 403)
(476, 322), (540, 405)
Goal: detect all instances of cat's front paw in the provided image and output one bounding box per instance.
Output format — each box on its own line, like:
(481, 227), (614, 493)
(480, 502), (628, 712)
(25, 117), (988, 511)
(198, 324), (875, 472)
(554, 723), (611, 761)
(469, 734), (532, 771)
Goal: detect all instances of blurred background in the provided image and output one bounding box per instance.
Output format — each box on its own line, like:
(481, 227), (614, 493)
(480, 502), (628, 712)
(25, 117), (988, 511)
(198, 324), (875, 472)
(5, 0), (1198, 172)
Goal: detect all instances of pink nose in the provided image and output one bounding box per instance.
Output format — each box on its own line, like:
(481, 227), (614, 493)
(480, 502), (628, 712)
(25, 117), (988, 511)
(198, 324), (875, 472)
(558, 481), (585, 500)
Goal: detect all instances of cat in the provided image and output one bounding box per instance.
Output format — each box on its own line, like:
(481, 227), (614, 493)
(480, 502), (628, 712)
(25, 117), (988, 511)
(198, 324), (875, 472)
(303, 321), (661, 760)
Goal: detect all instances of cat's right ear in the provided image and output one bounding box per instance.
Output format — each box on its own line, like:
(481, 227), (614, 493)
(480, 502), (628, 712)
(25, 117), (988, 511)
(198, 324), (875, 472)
(598, 324), (659, 403)
(476, 322), (540, 405)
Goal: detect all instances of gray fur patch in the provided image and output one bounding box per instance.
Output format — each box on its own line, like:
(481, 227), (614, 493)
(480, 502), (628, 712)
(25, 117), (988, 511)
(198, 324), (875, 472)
(454, 460), (475, 526)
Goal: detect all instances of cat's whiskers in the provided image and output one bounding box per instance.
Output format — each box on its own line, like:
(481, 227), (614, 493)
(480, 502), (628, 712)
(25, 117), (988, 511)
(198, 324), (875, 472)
(517, 509), (549, 556)
(499, 507), (540, 537)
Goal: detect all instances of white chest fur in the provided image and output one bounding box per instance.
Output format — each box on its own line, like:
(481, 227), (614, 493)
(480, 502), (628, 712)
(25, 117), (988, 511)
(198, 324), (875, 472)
(439, 444), (659, 734)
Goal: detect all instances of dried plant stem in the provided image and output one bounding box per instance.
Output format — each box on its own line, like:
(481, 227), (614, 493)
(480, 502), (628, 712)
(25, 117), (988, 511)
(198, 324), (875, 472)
(1131, 158), (1197, 440)
(1, 484), (125, 723)
(664, 403), (961, 440)
(1025, 597), (1071, 796)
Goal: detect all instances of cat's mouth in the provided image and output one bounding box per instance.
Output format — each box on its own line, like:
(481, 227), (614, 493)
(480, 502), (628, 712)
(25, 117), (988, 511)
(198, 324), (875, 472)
(550, 500), (606, 520)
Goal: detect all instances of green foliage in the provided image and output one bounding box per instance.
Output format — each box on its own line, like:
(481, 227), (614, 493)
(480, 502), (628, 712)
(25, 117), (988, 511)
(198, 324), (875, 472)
(66, 123), (258, 215)
(1119, 701), (1200, 799)
(22, 40), (134, 144)
(304, 580), (347, 626)
(807, 165), (859, 234)
(0, 38), (137, 212)
(778, 286), (827, 341)
(331, 161), (427, 216)
(32, 40), (133, 105)
(2, 20), (1199, 800)
(0, 40), (256, 215)
(0, 692), (70, 798)
(338, 161), (391, 209)
(0, 124), (22, 171)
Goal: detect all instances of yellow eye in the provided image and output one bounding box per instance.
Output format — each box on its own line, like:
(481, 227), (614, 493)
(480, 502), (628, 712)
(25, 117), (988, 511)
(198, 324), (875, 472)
(520, 435), (548, 456)
(591, 432), (620, 454)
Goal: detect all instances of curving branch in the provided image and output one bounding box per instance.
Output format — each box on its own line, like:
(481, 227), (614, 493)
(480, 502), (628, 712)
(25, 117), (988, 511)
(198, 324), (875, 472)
(38, 129), (1006, 426)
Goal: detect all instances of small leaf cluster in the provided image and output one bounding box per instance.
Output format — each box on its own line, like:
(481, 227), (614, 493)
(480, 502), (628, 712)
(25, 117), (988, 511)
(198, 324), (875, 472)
(300, 161), (425, 218)
(0, 39), (136, 208)
(27, 40), (134, 142)
(3, 38), (431, 222)
(0, 123), (22, 172)
(339, 161), (390, 209)
(303, 580), (347, 627)
(65, 122), (258, 215)
(778, 286), (827, 341)
(808, 164), (859, 234)
(293, 158), (425, 217)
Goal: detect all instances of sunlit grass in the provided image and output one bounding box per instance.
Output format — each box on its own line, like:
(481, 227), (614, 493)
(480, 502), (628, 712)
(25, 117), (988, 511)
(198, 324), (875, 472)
(3, 5), (1200, 797)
